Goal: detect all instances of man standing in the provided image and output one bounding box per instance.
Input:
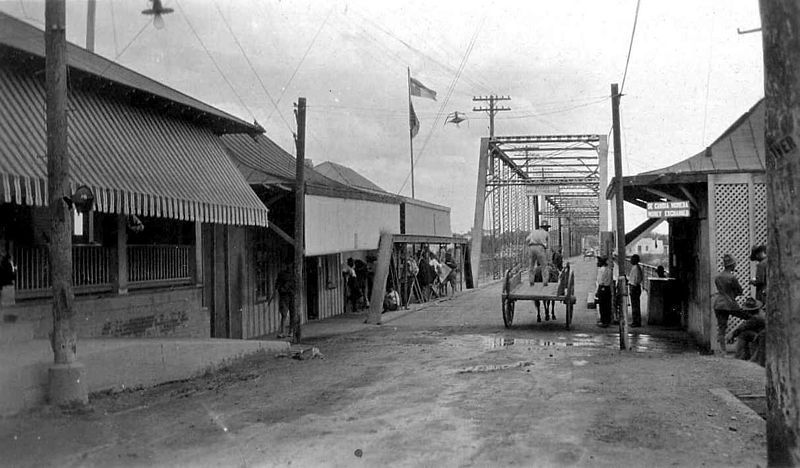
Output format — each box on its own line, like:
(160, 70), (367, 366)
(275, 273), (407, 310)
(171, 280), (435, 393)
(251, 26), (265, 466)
(713, 253), (746, 353)
(595, 255), (613, 327)
(628, 254), (644, 327)
(526, 221), (551, 287)
(552, 246), (564, 272)
(270, 266), (295, 339)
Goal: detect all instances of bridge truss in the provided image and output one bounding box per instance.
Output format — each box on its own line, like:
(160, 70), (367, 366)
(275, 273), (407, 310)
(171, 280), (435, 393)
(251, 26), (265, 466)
(470, 134), (608, 282)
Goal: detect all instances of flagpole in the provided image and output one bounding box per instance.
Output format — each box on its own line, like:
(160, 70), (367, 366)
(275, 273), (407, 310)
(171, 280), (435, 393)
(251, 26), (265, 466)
(407, 67), (415, 199)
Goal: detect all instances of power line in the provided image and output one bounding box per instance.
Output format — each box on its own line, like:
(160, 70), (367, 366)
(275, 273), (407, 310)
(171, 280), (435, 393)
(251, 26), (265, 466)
(620, 0), (642, 94)
(114, 19), (150, 60)
(701, 4), (716, 146)
(350, 8), (493, 94)
(109, 0), (120, 57)
(175, 0), (255, 120)
(266, 8), (333, 123)
(214, 3), (294, 135)
(396, 16), (484, 195)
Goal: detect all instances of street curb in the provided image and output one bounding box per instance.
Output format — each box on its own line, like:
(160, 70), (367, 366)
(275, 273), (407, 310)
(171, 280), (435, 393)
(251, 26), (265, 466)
(708, 388), (764, 422)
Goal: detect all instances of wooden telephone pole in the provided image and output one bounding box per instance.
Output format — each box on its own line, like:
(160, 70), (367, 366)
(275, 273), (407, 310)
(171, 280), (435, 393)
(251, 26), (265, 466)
(611, 83), (630, 350)
(292, 97), (307, 343)
(472, 95), (511, 139)
(759, 1), (800, 464)
(46, 0), (88, 405)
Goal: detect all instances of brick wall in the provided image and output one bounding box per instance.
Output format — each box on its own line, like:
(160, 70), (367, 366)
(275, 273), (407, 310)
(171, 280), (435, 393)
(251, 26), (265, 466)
(6, 287), (208, 339)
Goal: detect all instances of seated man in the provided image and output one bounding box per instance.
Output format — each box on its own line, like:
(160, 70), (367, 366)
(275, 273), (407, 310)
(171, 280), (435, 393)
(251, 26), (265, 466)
(728, 297), (765, 363)
(383, 285), (400, 313)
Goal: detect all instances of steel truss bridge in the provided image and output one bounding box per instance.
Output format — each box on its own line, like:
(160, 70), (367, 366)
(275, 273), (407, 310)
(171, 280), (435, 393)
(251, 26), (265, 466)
(470, 134), (608, 282)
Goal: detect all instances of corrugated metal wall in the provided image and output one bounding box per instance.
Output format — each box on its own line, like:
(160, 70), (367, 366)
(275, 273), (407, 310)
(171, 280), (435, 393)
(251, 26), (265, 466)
(314, 253), (345, 320)
(241, 227), (286, 339)
(240, 229), (345, 338)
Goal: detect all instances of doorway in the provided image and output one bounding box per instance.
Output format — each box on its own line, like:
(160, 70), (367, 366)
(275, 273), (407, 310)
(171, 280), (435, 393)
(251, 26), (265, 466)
(305, 257), (319, 320)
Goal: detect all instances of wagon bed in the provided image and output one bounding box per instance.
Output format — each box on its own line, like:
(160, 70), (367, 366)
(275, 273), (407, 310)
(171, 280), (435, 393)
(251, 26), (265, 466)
(501, 263), (576, 329)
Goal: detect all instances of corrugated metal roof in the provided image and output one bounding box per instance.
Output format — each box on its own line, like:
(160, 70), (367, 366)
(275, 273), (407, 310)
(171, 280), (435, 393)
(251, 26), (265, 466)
(0, 66), (268, 227)
(0, 12), (258, 135)
(220, 134), (400, 205)
(314, 161), (387, 193)
(640, 99), (765, 177)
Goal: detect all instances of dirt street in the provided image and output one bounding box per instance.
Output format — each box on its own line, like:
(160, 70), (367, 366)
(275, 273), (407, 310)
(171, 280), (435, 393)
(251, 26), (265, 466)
(1, 259), (767, 467)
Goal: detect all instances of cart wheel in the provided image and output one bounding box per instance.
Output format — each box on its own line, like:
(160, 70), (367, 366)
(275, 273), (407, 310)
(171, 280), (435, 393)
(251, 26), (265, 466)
(503, 299), (515, 328)
(565, 303), (573, 330)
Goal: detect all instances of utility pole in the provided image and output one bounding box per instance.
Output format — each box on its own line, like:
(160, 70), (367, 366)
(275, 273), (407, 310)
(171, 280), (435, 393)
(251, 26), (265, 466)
(759, 1), (800, 464)
(46, 0), (88, 406)
(473, 95), (511, 139)
(292, 97), (307, 344)
(85, 0), (96, 52)
(611, 83), (630, 350)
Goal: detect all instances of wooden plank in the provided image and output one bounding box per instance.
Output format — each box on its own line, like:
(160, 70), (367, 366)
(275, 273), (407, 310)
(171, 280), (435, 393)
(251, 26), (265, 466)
(365, 231), (394, 324)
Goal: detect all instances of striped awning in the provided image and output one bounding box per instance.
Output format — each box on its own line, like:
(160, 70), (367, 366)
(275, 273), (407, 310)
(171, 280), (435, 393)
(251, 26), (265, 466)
(0, 67), (268, 227)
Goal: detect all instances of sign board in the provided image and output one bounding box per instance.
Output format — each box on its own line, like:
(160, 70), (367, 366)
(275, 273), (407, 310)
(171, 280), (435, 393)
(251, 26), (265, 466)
(646, 200), (690, 218)
(526, 185), (560, 196)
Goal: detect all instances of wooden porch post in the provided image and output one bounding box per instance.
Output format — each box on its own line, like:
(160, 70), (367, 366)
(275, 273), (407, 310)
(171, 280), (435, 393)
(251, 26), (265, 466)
(115, 215), (128, 295)
(193, 221), (202, 286)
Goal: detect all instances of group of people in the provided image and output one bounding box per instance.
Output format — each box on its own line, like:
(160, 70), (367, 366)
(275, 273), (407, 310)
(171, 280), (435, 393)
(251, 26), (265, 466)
(593, 254), (650, 328)
(342, 256), (377, 313)
(400, 249), (459, 308)
(714, 245), (767, 365)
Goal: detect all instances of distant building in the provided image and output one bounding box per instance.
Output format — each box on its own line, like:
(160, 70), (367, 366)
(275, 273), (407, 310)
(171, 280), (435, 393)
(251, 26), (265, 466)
(626, 237), (667, 256)
(314, 161), (452, 237)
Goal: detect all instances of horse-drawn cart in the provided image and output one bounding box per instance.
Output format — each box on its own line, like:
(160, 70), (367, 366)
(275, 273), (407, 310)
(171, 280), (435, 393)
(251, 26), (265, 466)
(501, 263), (577, 329)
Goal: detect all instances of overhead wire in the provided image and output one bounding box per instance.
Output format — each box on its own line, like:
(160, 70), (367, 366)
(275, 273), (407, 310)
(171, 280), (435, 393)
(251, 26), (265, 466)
(619, 0), (642, 95)
(701, 4), (716, 146)
(607, 0), (643, 150)
(114, 19), (150, 60)
(496, 97), (609, 120)
(265, 8), (333, 123)
(396, 16), (485, 195)
(214, 3), (294, 135)
(109, 0), (120, 57)
(174, 0), (255, 121)
(351, 8), (493, 94)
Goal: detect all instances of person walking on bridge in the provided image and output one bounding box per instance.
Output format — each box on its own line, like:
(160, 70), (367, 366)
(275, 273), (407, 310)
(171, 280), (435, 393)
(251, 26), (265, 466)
(526, 222), (551, 287)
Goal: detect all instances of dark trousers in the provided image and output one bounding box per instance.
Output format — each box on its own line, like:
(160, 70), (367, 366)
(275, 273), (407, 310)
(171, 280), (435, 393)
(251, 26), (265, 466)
(597, 286), (612, 325)
(629, 284), (642, 326)
(714, 309), (750, 352)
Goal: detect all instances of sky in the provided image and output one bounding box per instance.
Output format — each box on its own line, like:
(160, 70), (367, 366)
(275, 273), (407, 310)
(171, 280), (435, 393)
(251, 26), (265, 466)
(0, 0), (765, 233)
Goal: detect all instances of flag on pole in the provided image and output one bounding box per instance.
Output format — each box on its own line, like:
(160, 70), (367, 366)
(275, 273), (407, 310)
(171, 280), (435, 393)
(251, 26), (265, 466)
(409, 77), (437, 100)
(409, 101), (420, 138)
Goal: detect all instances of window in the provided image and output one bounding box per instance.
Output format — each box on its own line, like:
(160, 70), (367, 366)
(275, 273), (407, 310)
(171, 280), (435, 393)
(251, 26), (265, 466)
(253, 229), (271, 300)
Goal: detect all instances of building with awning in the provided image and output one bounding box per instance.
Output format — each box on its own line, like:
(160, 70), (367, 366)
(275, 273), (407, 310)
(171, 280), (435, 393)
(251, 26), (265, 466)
(0, 13), (269, 342)
(221, 133), (402, 329)
(0, 12), (267, 226)
(222, 134), (467, 329)
(608, 99), (766, 350)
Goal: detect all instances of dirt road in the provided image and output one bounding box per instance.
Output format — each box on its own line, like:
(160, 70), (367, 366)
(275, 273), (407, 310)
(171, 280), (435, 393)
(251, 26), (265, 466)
(1, 259), (767, 467)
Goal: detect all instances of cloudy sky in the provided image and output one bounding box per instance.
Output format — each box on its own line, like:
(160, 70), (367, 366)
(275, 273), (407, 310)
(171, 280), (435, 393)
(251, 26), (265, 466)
(1, 0), (764, 232)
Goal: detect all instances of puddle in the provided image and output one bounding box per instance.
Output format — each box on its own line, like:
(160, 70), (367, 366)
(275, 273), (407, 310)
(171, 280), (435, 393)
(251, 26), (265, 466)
(482, 333), (693, 354)
(572, 360), (589, 366)
(457, 361), (534, 374)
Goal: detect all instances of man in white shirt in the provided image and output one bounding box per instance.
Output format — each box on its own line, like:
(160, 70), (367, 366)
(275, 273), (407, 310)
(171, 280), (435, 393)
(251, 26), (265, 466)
(526, 222), (551, 287)
(628, 254), (644, 327)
